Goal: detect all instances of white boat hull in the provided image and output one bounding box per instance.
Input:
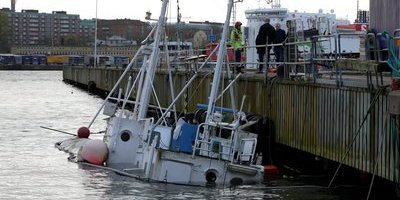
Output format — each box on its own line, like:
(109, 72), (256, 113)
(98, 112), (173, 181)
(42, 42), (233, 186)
(103, 115), (264, 187)
(151, 150), (264, 186)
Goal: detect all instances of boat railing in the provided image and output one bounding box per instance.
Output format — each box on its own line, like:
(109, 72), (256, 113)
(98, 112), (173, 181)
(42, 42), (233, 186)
(192, 122), (235, 161)
(191, 121), (256, 165)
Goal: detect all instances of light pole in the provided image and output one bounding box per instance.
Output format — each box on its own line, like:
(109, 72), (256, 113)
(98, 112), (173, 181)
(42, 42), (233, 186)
(232, 0), (243, 26)
(94, 0), (98, 68)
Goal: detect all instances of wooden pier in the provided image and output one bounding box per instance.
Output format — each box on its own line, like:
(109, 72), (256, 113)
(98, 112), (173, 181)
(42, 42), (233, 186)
(63, 63), (399, 184)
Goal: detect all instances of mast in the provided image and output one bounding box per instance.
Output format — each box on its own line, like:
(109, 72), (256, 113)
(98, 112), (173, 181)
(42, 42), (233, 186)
(94, 0), (98, 68)
(204, 0), (234, 123)
(137, 0), (169, 120)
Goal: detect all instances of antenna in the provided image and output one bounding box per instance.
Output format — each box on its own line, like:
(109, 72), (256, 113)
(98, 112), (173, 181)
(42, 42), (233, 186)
(232, 0), (243, 26)
(11, 0), (16, 12)
(356, 0), (359, 21)
(176, 0), (181, 52)
(357, 0), (359, 11)
(265, 0), (281, 8)
(94, 0), (98, 68)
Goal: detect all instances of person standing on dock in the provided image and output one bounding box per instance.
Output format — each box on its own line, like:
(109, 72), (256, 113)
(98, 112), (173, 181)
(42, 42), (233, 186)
(230, 21), (244, 73)
(256, 17), (276, 73)
(274, 23), (287, 63)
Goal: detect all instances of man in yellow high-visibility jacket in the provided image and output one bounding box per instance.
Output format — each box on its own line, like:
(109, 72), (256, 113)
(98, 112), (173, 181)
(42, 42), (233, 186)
(230, 21), (244, 73)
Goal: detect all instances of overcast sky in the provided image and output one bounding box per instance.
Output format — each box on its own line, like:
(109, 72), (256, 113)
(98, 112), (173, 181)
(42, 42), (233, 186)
(0, 0), (369, 23)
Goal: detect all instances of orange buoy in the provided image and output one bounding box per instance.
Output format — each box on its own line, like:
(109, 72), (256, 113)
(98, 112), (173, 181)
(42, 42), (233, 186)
(79, 139), (108, 165)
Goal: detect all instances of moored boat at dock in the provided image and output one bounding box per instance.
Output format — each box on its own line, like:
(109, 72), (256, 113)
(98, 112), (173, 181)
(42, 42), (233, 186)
(56, 0), (265, 187)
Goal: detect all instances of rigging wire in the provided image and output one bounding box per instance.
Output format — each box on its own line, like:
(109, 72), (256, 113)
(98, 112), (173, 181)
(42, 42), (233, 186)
(163, 33), (179, 123)
(184, 71), (213, 116)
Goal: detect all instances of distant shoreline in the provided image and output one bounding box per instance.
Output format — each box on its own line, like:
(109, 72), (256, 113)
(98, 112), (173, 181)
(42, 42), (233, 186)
(0, 65), (63, 70)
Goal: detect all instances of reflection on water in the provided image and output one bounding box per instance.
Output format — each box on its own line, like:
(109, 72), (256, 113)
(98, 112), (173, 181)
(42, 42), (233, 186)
(0, 71), (385, 199)
(77, 164), (278, 200)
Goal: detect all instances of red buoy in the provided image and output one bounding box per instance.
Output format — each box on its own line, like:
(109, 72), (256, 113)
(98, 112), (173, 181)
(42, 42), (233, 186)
(360, 170), (369, 179)
(392, 79), (399, 91)
(264, 165), (279, 180)
(77, 126), (90, 138)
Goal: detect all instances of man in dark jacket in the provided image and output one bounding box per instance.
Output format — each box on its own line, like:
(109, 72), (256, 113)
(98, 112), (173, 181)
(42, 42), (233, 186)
(256, 18), (276, 73)
(274, 23), (287, 63)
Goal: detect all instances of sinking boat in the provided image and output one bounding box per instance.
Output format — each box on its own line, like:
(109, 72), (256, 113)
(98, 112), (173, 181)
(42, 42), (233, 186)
(56, 0), (264, 187)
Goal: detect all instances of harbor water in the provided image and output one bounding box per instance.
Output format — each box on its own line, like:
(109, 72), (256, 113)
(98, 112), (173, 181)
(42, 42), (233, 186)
(0, 70), (394, 199)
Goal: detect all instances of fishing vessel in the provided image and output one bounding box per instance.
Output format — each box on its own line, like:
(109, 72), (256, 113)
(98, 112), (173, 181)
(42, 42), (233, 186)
(56, 0), (264, 187)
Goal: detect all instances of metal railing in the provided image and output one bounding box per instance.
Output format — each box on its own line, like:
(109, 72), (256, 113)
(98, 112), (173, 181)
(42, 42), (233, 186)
(130, 32), (384, 84)
(191, 121), (257, 165)
(192, 122), (237, 162)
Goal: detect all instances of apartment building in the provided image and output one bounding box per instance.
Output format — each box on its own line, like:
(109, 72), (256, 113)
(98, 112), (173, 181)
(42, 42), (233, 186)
(1, 6), (225, 56)
(3, 9), (84, 46)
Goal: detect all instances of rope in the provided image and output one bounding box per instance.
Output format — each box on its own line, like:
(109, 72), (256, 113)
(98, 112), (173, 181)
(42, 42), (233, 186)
(40, 126), (76, 136)
(382, 32), (400, 76)
(184, 69), (190, 114)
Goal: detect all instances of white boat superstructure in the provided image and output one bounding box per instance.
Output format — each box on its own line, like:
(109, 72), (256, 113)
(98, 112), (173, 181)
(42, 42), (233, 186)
(244, 0), (361, 68)
(75, 0), (264, 187)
